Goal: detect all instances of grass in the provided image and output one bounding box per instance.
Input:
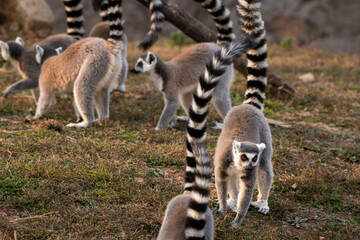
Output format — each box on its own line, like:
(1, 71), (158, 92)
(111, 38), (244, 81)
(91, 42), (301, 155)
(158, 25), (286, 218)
(0, 40), (360, 239)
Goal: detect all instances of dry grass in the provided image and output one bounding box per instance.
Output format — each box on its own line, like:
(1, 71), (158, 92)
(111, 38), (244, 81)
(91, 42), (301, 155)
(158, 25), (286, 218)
(0, 40), (359, 239)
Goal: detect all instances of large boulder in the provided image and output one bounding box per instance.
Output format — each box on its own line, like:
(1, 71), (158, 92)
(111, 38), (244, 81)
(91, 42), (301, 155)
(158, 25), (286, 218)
(0, 0), (54, 38)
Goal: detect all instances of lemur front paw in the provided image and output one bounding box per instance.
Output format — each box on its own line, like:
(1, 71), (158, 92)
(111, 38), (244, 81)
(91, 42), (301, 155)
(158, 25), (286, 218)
(230, 220), (241, 228)
(250, 200), (270, 215)
(25, 114), (39, 120)
(213, 208), (226, 215)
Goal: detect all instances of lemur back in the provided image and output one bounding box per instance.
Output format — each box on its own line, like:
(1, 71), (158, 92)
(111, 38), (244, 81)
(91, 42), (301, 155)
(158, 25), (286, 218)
(27, 0), (124, 128)
(213, 0), (273, 228)
(157, 39), (251, 239)
(0, 35), (77, 101)
(90, 0), (128, 92)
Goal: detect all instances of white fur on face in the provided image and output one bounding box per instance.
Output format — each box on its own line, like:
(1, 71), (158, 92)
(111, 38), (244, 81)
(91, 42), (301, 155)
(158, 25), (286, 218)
(0, 41), (10, 61)
(134, 58), (154, 73)
(15, 37), (24, 47)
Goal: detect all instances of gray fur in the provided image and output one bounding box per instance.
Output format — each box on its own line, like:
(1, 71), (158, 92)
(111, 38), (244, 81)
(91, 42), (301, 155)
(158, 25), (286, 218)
(89, 21), (128, 92)
(0, 34), (77, 101)
(157, 192), (214, 240)
(131, 42), (234, 130)
(214, 104), (273, 227)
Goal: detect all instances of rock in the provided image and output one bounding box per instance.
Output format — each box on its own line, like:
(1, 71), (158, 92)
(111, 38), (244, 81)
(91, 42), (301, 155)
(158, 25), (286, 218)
(0, 0), (54, 38)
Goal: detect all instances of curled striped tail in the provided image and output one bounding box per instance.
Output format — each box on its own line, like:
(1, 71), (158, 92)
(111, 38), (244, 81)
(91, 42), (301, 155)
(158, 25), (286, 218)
(184, 39), (251, 239)
(63, 0), (84, 39)
(237, 0), (268, 111)
(138, 0), (164, 51)
(106, 0), (124, 47)
(184, 39), (251, 193)
(92, 0), (109, 21)
(194, 0), (236, 44)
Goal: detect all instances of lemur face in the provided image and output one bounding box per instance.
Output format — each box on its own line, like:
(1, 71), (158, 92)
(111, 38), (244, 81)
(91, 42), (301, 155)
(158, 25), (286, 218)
(131, 52), (157, 74)
(0, 37), (24, 61)
(232, 141), (266, 170)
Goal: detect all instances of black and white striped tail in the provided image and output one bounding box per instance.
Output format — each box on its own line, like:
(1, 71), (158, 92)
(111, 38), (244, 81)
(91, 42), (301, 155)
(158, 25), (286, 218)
(107, 0), (124, 46)
(194, 0), (236, 44)
(237, 0), (268, 111)
(184, 39), (251, 239)
(138, 0), (164, 51)
(63, 0), (84, 39)
(92, 0), (109, 21)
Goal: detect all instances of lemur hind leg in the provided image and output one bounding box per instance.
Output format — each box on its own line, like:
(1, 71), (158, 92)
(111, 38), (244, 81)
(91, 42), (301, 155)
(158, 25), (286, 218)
(113, 58), (128, 93)
(94, 87), (111, 121)
(67, 60), (97, 128)
(156, 94), (179, 130)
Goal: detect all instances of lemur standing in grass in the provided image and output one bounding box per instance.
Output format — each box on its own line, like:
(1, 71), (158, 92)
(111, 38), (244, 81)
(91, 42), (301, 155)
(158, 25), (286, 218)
(214, 0), (274, 228)
(157, 38), (251, 240)
(0, 0), (86, 101)
(26, 0), (124, 128)
(131, 0), (236, 130)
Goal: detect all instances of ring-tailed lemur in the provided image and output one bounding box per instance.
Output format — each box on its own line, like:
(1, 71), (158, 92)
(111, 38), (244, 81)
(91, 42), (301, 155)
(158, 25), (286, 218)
(26, 0), (124, 128)
(193, 0), (236, 44)
(157, 38), (251, 240)
(92, 0), (164, 51)
(131, 0), (235, 130)
(0, 35), (77, 101)
(90, 0), (128, 92)
(131, 44), (234, 130)
(214, 0), (273, 228)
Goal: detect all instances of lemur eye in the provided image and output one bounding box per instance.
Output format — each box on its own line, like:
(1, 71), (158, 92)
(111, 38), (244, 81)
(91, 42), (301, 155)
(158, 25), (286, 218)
(137, 61), (143, 68)
(252, 156), (257, 162)
(241, 154), (247, 161)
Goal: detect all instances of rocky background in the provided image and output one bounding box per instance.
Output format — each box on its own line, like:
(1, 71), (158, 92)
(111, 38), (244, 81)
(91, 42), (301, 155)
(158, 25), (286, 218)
(0, 0), (359, 53)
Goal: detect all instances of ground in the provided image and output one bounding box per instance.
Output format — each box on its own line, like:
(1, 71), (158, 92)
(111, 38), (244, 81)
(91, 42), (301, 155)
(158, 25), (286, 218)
(0, 40), (359, 239)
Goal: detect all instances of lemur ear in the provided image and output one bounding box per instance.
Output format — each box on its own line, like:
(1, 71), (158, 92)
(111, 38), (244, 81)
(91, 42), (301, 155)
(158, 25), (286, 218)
(35, 45), (44, 65)
(0, 41), (9, 51)
(257, 143), (266, 152)
(148, 52), (155, 64)
(15, 37), (24, 47)
(55, 47), (63, 55)
(232, 141), (241, 151)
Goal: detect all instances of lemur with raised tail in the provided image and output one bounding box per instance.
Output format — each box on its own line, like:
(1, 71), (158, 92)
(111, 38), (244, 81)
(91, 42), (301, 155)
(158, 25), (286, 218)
(157, 39), (251, 239)
(131, 0), (235, 130)
(0, 0), (85, 101)
(26, 0), (124, 128)
(214, 0), (273, 228)
(89, 0), (128, 92)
